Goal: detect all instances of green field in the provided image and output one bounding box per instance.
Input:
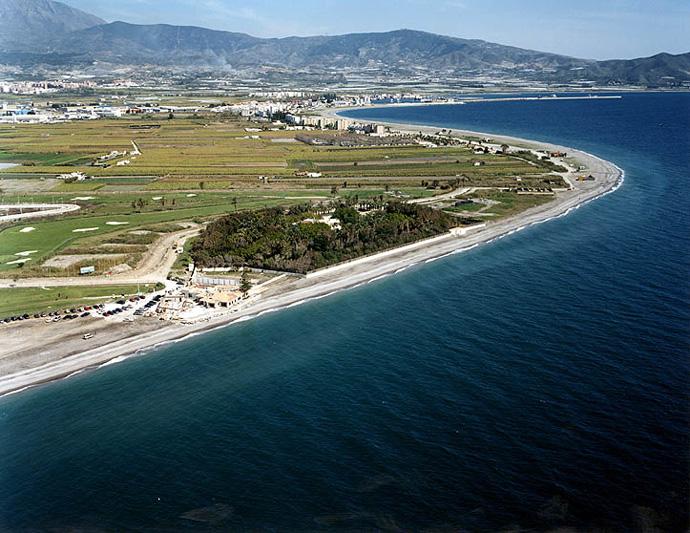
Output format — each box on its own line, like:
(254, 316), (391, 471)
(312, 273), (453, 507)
(466, 190), (555, 217)
(0, 117), (554, 188)
(0, 114), (563, 282)
(0, 284), (158, 316)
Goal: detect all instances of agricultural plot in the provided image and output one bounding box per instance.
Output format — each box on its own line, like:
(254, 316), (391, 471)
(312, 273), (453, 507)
(0, 115), (563, 280)
(0, 117), (552, 187)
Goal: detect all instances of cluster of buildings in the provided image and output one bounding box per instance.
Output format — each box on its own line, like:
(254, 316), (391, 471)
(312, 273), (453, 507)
(0, 100), (207, 124)
(0, 80), (96, 95)
(56, 171), (90, 181)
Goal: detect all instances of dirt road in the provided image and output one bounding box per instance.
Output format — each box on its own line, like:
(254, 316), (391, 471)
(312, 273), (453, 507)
(0, 227), (200, 288)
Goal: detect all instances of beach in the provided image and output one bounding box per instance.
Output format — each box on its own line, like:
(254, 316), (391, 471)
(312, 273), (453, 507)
(0, 115), (623, 397)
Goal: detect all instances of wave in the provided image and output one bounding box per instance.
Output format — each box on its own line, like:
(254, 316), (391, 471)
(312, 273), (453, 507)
(99, 356), (129, 368)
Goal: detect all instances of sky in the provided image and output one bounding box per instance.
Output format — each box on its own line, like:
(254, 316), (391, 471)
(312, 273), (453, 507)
(64, 0), (689, 60)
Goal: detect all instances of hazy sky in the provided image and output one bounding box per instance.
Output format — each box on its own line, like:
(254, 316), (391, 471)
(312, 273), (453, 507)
(65, 0), (689, 60)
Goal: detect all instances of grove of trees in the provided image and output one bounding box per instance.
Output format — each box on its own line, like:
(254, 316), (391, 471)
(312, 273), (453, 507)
(191, 202), (457, 274)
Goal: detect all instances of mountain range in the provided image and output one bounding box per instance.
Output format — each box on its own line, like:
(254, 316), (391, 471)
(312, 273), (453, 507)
(1, 0), (689, 87)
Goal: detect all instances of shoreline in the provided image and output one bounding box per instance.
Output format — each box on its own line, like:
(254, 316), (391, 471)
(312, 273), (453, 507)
(0, 110), (624, 398)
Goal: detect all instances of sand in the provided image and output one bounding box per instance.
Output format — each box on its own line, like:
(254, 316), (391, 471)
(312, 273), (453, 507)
(0, 120), (623, 397)
(72, 227), (99, 233)
(105, 221), (129, 226)
(19, 227), (36, 233)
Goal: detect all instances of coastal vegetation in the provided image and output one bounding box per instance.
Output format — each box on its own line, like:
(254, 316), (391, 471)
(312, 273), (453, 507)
(0, 115), (565, 279)
(191, 202), (458, 273)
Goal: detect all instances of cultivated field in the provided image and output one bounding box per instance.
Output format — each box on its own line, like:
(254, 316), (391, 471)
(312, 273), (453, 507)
(0, 114), (566, 301)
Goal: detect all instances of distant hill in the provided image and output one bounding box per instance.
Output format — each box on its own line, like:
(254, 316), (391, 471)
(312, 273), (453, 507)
(574, 52), (690, 86)
(0, 0), (104, 50)
(52, 23), (591, 71)
(1, 0), (688, 87)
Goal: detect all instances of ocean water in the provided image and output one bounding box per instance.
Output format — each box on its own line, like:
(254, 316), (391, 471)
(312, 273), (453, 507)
(1, 93), (688, 531)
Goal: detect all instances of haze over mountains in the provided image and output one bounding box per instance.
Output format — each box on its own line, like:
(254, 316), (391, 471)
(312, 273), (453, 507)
(1, 0), (689, 86)
(0, 0), (104, 49)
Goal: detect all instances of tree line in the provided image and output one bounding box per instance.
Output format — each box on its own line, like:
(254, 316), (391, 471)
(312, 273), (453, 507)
(190, 202), (457, 274)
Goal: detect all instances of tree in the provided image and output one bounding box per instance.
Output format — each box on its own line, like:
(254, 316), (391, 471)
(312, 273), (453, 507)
(199, 181), (205, 190)
(232, 197), (238, 210)
(239, 271), (251, 295)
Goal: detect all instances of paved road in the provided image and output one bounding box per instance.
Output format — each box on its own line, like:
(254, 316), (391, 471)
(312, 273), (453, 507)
(0, 203), (80, 223)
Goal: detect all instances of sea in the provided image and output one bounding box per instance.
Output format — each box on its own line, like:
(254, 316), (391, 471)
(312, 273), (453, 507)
(0, 92), (688, 531)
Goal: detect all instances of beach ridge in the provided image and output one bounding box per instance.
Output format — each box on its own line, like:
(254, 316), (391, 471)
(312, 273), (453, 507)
(0, 116), (623, 397)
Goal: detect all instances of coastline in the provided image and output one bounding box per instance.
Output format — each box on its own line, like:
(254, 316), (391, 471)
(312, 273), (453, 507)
(0, 110), (624, 398)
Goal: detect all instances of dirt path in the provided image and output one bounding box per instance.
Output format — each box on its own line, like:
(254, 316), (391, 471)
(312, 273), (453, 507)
(0, 227), (200, 288)
(408, 187), (471, 204)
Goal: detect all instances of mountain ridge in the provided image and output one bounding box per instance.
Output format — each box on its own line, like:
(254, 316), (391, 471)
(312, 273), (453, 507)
(1, 0), (688, 87)
(0, 0), (104, 50)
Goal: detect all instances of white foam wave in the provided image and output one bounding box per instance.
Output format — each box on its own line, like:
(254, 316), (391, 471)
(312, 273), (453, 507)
(99, 355), (129, 368)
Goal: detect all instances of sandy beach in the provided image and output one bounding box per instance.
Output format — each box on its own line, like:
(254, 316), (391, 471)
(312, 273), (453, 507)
(0, 113), (623, 397)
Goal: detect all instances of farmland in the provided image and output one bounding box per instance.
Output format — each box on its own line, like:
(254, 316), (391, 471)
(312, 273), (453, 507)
(0, 114), (566, 280)
(0, 117), (555, 185)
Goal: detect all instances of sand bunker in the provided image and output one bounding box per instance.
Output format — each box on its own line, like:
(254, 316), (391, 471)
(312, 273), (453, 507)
(15, 250), (38, 257)
(6, 258), (32, 265)
(129, 230), (152, 235)
(186, 194), (197, 197)
(72, 227), (99, 233)
(72, 196), (95, 201)
(152, 196), (163, 200)
(19, 227), (36, 233)
(105, 221), (129, 226)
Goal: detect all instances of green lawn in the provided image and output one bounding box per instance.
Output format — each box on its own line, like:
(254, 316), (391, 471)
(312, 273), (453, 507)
(0, 196), (321, 273)
(0, 284), (157, 316)
(467, 191), (555, 218)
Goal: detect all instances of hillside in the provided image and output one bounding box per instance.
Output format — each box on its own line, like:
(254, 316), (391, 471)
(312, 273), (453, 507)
(51, 24), (590, 72)
(0, 0), (104, 50)
(0, 0), (688, 87)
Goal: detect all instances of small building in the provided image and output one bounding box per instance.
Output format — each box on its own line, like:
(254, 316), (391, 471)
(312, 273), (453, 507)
(200, 287), (243, 308)
(57, 171), (89, 181)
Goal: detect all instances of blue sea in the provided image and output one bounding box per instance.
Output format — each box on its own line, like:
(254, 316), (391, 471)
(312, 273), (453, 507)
(1, 93), (688, 531)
